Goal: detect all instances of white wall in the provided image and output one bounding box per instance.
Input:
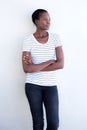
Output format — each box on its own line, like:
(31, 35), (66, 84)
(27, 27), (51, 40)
(0, 0), (87, 130)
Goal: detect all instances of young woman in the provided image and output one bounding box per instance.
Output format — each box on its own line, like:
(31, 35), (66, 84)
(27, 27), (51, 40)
(22, 9), (64, 130)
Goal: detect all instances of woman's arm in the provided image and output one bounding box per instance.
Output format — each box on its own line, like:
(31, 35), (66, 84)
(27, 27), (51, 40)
(22, 51), (55, 73)
(41, 46), (64, 71)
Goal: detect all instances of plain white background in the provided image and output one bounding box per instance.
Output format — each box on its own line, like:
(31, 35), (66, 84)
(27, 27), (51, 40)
(0, 0), (87, 130)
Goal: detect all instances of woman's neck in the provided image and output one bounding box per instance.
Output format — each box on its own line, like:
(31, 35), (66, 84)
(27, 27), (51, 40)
(34, 30), (48, 38)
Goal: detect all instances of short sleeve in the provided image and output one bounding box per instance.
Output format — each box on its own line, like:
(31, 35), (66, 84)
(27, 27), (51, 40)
(22, 34), (32, 52)
(53, 33), (62, 48)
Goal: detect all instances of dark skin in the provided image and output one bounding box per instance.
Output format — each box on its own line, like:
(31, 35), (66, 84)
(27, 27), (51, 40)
(22, 12), (64, 73)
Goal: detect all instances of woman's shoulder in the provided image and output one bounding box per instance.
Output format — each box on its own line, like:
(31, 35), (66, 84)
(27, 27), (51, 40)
(23, 33), (33, 41)
(49, 32), (59, 38)
(49, 32), (62, 46)
(23, 33), (34, 48)
(49, 32), (60, 42)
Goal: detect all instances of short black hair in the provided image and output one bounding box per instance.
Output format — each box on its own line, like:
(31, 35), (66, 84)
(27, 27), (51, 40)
(32, 9), (48, 25)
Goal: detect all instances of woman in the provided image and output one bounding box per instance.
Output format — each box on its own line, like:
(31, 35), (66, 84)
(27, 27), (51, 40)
(22, 9), (64, 130)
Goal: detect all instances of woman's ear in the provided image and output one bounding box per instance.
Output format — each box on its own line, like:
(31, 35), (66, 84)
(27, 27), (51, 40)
(35, 19), (39, 26)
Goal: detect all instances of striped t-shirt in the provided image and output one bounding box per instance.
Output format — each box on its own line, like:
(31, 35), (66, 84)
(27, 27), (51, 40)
(23, 32), (62, 86)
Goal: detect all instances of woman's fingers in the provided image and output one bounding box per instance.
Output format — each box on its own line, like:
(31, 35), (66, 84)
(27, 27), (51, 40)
(23, 55), (32, 64)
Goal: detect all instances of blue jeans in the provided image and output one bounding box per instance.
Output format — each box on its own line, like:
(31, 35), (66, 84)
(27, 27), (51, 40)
(25, 83), (59, 130)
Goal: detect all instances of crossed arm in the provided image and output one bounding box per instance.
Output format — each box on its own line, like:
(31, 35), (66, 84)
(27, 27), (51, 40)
(22, 46), (64, 73)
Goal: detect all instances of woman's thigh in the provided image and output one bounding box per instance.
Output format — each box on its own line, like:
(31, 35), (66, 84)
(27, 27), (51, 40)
(25, 83), (44, 122)
(43, 86), (59, 127)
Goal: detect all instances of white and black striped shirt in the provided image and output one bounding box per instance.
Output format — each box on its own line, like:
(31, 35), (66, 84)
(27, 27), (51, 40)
(23, 32), (62, 86)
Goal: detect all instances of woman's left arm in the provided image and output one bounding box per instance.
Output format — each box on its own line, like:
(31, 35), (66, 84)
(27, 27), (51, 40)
(41, 46), (64, 71)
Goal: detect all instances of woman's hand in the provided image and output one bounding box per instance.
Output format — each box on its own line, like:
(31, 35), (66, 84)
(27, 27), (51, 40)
(22, 51), (56, 73)
(23, 54), (32, 65)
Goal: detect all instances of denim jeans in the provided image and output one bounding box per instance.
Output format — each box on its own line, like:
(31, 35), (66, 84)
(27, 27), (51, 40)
(25, 83), (59, 130)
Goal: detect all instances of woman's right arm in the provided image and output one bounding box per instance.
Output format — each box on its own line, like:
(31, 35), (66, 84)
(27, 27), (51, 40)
(22, 51), (54, 73)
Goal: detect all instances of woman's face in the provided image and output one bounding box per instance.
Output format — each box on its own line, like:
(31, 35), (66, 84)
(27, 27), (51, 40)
(35, 12), (51, 30)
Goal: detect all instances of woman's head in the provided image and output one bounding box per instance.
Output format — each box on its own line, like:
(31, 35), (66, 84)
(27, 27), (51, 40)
(32, 9), (50, 30)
